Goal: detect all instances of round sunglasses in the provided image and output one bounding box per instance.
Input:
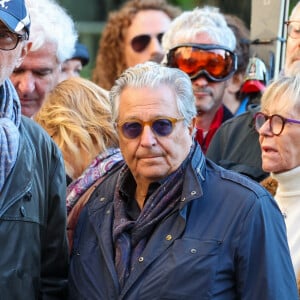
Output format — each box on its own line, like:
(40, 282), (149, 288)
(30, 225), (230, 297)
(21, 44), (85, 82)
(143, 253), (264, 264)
(116, 117), (184, 139)
(130, 33), (164, 53)
(166, 43), (237, 82)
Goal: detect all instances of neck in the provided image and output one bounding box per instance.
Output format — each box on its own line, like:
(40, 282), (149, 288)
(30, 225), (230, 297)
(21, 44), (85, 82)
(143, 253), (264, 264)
(135, 181), (151, 209)
(196, 108), (218, 131)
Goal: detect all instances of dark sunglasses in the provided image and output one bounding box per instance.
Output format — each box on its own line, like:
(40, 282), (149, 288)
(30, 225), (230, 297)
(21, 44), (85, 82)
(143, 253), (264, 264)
(131, 33), (164, 53)
(116, 117), (184, 139)
(166, 43), (237, 82)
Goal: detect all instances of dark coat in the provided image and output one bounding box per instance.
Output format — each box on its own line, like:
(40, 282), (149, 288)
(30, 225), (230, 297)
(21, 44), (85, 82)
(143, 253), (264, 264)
(0, 116), (68, 299)
(69, 144), (297, 299)
(206, 104), (269, 182)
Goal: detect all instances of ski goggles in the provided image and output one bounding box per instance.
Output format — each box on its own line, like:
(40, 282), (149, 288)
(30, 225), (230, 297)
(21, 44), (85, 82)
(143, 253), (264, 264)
(116, 117), (184, 139)
(131, 33), (164, 52)
(166, 43), (237, 82)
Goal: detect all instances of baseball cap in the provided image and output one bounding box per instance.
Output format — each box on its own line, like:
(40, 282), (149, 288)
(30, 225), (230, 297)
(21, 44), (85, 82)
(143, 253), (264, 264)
(0, 0), (30, 37)
(72, 42), (90, 66)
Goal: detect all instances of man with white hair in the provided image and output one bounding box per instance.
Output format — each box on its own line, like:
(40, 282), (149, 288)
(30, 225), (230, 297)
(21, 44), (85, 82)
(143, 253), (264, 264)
(163, 6), (237, 153)
(10, 0), (77, 117)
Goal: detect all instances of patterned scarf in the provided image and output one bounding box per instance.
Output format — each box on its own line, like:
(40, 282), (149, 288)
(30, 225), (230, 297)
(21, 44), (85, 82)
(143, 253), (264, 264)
(0, 80), (21, 192)
(66, 148), (123, 214)
(113, 157), (189, 288)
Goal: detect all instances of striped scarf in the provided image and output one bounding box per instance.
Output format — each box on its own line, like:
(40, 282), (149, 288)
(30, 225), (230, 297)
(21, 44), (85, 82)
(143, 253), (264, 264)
(0, 80), (21, 192)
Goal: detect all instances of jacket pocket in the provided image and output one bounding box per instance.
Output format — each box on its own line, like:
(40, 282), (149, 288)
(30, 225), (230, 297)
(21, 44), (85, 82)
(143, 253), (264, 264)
(159, 238), (222, 300)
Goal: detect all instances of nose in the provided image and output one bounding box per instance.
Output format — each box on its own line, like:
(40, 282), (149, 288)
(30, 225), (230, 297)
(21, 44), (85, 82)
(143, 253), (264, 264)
(148, 36), (164, 55)
(139, 125), (157, 147)
(258, 119), (272, 136)
(13, 72), (35, 95)
(192, 75), (209, 87)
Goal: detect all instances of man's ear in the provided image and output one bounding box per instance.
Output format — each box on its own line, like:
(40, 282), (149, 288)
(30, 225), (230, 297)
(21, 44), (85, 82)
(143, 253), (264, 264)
(188, 117), (197, 136)
(226, 73), (244, 94)
(16, 41), (32, 68)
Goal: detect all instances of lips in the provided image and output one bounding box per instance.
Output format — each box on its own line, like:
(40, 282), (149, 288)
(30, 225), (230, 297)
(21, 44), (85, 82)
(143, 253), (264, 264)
(261, 145), (277, 153)
(20, 98), (35, 105)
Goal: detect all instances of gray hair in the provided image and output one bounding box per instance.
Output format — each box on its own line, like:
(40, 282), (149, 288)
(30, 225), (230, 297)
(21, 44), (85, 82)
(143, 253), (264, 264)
(261, 74), (300, 115)
(25, 0), (77, 63)
(110, 62), (197, 125)
(162, 6), (236, 52)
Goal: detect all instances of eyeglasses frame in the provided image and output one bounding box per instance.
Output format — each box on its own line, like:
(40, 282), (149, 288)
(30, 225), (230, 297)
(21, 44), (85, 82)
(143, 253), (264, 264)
(254, 112), (300, 136)
(284, 20), (300, 39)
(0, 31), (28, 51)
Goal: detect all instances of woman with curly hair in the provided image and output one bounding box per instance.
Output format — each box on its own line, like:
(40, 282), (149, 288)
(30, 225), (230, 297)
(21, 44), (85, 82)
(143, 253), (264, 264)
(34, 77), (124, 249)
(92, 0), (181, 90)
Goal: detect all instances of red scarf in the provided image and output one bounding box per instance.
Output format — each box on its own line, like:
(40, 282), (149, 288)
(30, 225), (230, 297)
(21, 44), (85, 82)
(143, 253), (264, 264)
(195, 106), (224, 154)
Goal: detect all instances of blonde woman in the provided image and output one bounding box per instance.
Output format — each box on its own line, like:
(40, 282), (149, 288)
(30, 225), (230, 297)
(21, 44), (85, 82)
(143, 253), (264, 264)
(34, 77), (124, 249)
(255, 74), (300, 294)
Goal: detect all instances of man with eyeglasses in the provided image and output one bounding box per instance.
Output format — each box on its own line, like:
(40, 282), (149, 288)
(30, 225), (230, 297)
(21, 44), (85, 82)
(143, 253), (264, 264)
(206, 1), (300, 182)
(68, 61), (298, 299)
(0, 0), (68, 299)
(92, 0), (181, 90)
(162, 6), (236, 154)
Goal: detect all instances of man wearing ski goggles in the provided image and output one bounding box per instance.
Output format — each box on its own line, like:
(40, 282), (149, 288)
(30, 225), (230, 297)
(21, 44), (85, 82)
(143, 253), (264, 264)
(162, 7), (237, 153)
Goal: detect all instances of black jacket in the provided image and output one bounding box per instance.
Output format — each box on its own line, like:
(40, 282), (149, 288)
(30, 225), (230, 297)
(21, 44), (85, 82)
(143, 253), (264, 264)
(206, 104), (269, 182)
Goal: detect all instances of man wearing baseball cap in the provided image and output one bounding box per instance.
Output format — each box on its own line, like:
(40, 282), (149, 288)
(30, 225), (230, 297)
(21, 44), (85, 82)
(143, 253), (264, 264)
(0, 0), (68, 298)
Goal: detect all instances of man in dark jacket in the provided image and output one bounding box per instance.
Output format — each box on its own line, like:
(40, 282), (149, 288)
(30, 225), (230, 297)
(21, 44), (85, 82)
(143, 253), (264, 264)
(0, 1), (68, 298)
(68, 62), (298, 299)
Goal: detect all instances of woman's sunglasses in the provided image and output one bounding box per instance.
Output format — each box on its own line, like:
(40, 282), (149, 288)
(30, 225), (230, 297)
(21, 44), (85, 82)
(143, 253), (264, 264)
(116, 117), (184, 139)
(166, 43), (237, 82)
(131, 33), (164, 53)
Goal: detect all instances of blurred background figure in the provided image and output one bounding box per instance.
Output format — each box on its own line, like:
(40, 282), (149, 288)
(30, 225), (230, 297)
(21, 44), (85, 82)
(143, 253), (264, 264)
(238, 56), (268, 114)
(255, 74), (300, 293)
(163, 6), (237, 153)
(34, 77), (123, 249)
(60, 42), (90, 81)
(223, 14), (251, 115)
(10, 0), (77, 118)
(206, 1), (300, 183)
(34, 77), (120, 184)
(92, 0), (181, 90)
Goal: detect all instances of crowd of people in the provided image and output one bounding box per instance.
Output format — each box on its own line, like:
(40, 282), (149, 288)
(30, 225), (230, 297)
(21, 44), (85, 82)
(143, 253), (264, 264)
(1, 0), (300, 298)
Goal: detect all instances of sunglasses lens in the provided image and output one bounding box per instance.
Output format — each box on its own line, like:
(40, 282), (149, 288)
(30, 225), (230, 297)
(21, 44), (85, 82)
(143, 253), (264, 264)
(167, 46), (235, 81)
(120, 119), (175, 139)
(131, 35), (151, 52)
(152, 119), (173, 136)
(122, 122), (143, 139)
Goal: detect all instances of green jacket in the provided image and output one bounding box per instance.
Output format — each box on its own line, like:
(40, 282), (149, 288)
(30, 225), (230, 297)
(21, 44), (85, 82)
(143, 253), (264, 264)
(0, 116), (68, 299)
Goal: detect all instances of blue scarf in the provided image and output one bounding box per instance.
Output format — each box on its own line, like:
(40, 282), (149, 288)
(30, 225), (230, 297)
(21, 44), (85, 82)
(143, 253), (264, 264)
(0, 80), (21, 192)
